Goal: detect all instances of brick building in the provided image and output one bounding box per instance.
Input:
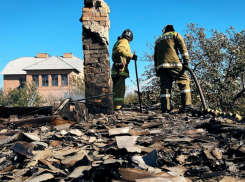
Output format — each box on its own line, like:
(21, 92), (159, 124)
(0, 53), (84, 98)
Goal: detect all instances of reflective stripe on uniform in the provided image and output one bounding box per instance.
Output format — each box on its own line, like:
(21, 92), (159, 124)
(124, 51), (128, 57)
(111, 71), (129, 77)
(119, 72), (129, 77)
(157, 63), (182, 70)
(155, 32), (177, 44)
(180, 89), (190, 93)
(161, 94), (170, 98)
(182, 52), (189, 57)
(114, 98), (124, 101)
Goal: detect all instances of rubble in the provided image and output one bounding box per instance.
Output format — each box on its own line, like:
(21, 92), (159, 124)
(1, 102), (245, 181)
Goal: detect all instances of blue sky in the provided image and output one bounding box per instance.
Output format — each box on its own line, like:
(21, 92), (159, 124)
(0, 0), (244, 91)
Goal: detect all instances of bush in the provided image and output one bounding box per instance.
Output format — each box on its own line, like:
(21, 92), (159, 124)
(124, 92), (138, 104)
(2, 82), (44, 107)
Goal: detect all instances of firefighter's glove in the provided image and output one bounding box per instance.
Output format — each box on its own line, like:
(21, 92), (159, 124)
(132, 54), (138, 61)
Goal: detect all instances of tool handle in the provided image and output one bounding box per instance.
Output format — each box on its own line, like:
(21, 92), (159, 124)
(134, 50), (142, 113)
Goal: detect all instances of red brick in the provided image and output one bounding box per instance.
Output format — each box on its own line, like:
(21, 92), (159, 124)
(84, 50), (99, 54)
(83, 12), (93, 17)
(100, 21), (107, 26)
(82, 7), (93, 12)
(100, 7), (108, 12)
(90, 44), (107, 50)
(82, 16), (90, 21)
(37, 53), (48, 58)
(98, 49), (108, 53)
(83, 45), (90, 50)
(91, 53), (107, 58)
(101, 12), (108, 17)
(84, 54), (91, 59)
(92, 17), (107, 21)
(102, 88), (109, 93)
(96, 12), (100, 17)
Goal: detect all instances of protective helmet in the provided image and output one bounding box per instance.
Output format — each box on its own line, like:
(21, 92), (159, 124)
(162, 24), (175, 34)
(122, 29), (133, 42)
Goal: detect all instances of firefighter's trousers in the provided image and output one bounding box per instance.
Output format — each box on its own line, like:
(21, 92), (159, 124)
(159, 67), (192, 111)
(112, 76), (126, 110)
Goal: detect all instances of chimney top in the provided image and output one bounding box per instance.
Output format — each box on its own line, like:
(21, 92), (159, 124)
(37, 53), (48, 58)
(63, 53), (73, 58)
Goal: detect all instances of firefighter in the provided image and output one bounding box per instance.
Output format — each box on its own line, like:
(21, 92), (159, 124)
(154, 24), (194, 113)
(111, 29), (138, 110)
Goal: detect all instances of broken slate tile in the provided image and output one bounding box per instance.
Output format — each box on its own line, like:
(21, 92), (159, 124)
(13, 141), (34, 156)
(69, 129), (83, 136)
(116, 136), (141, 153)
(142, 149), (159, 167)
(131, 156), (149, 169)
(135, 176), (191, 182)
(68, 166), (91, 178)
(25, 173), (54, 182)
(53, 123), (71, 130)
(161, 165), (187, 177)
(164, 137), (193, 142)
(109, 127), (131, 136)
(211, 148), (222, 160)
(118, 168), (173, 181)
(219, 176), (245, 182)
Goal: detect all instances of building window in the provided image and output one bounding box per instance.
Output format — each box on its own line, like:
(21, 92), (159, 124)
(52, 74), (58, 86)
(19, 78), (26, 88)
(32, 75), (39, 86)
(61, 74), (68, 86)
(42, 75), (49, 86)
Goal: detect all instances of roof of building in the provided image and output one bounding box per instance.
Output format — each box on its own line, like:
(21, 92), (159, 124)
(0, 55), (83, 75)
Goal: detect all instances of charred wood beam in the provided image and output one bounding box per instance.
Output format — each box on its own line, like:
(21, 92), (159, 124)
(9, 116), (58, 127)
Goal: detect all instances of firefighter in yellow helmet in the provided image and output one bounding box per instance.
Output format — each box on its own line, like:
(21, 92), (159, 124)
(154, 24), (194, 113)
(111, 29), (138, 110)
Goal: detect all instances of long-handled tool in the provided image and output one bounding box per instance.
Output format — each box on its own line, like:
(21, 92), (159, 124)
(134, 51), (142, 113)
(183, 65), (207, 111)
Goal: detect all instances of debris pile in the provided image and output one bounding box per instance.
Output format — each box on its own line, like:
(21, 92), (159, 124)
(1, 103), (245, 181)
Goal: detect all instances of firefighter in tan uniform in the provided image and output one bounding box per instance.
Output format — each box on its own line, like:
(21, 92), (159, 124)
(154, 24), (194, 113)
(111, 29), (138, 110)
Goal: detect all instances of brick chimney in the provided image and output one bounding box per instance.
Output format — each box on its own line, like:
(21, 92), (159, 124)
(37, 53), (48, 58)
(81, 0), (113, 114)
(63, 53), (73, 58)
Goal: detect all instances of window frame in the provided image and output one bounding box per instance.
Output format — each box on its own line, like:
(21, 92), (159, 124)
(32, 75), (39, 86)
(42, 75), (49, 86)
(61, 74), (68, 86)
(51, 74), (58, 86)
(19, 78), (26, 88)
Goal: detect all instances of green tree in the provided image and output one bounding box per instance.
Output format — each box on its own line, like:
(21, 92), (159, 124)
(185, 24), (245, 113)
(141, 24), (245, 114)
(0, 88), (10, 106)
(7, 82), (44, 107)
